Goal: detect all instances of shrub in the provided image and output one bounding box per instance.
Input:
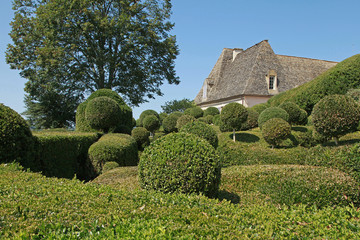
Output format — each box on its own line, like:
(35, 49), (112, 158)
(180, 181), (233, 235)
(219, 120), (233, 132)
(32, 131), (100, 180)
(88, 133), (138, 175)
(159, 112), (168, 124)
(176, 114), (196, 130)
(138, 132), (221, 197)
(162, 112), (182, 133)
(258, 107), (289, 129)
(131, 127), (150, 150)
(291, 130), (316, 148)
(0, 104), (34, 164)
(184, 107), (204, 118)
(75, 101), (94, 132)
(198, 115), (213, 124)
(268, 54), (360, 113)
(279, 102), (302, 125)
(142, 115), (160, 136)
(204, 107), (220, 116)
(213, 115), (221, 126)
(138, 110), (160, 127)
(346, 89), (360, 103)
(250, 103), (269, 114)
(262, 118), (291, 148)
(85, 97), (122, 132)
(297, 109), (308, 125)
(312, 94), (360, 145)
(220, 103), (248, 141)
(180, 121), (218, 148)
(240, 108), (259, 130)
(102, 161), (120, 173)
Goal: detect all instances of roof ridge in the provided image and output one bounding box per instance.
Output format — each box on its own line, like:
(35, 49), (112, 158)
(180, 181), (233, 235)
(276, 54), (338, 63)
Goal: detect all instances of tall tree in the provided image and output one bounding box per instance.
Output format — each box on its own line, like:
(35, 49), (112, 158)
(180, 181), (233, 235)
(161, 98), (195, 114)
(7, 0), (179, 128)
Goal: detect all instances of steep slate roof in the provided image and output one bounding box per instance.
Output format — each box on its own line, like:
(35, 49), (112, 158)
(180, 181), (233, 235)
(195, 40), (337, 105)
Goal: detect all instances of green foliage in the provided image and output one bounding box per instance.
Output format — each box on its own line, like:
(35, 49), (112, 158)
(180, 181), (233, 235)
(76, 89), (133, 133)
(298, 109), (308, 125)
(102, 161), (120, 173)
(346, 88), (360, 103)
(159, 112), (168, 124)
(131, 127), (150, 150)
(176, 114), (196, 130)
(279, 102), (302, 125)
(258, 107), (289, 129)
(162, 112), (183, 133)
(240, 108), (259, 130)
(220, 103), (248, 131)
(291, 129), (316, 148)
(262, 118), (291, 148)
(139, 132), (221, 197)
(0, 104), (34, 164)
(180, 121), (219, 148)
(183, 107), (204, 119)
(88, 134), (138, 175)
(161, 98), (195, 114)
(138, 109), (160, 127)
(219, 120), (233, 132)
(312, 94), (360, 142)
(250, 103), (269, 114)
(268, 54), (360, 113)
(204, 107), (220, 116)
(32, 131), (100, 180)
(7, 0), (179, 107)
(85, 97), (122, 132)
(3, 163), (360, 239)
(142, 115), (160, 134)
(212, 115), (221, 126)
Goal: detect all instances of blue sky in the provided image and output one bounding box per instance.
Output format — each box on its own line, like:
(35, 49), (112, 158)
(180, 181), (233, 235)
(0, 0), (359, 119)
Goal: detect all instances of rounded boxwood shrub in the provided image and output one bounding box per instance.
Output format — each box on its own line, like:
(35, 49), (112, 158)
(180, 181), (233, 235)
(0, 104), (34, 163)
(262, 118), (291, 148)
(176, 114), (196, 130)
(221, 103), (248, 141)
(346, 89), (360, 103)
(219, 120), (233, 132)
(312, 94), (360, 145)
(138, 132), (221, 197)
(88, 133), (138, 175)
(180, 121), (218, 148)
(212, 115), (221, 126)
(258, 107), (289, 129)
(184, 107), (204, 119)
(279, 102), (303, 125)
(297, 109), (308, 125)
(241, 108), (259, 130)
(142, 115), (160, 135)
(250, 103), (269, 114)
(138, 110), (160, 127)
(102, 161), (120, 173)
(162, 112), (183, 133)
(131, 127), (150, 150)
(85, 97), (122, 132)
(204, 107), (220, 116)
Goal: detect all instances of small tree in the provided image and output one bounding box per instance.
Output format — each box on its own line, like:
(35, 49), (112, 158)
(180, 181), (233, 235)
(262, 118), (291, 149)
(279, 102), (303, 125)
(220, 103), (248, 142)
(143, 115), (160, 137)
(312, 94), (360, 145)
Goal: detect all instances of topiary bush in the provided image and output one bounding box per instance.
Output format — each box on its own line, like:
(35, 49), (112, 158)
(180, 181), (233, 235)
(221, 103), (248, 141)
(240, 108), (259, 130)
(102, 161), (120, 173)
(204, 107), (220, 116)
(88, 133), (138, 175)
(138, 110), (160, 127)
(162, 112), (183, 133)
(85, 97), (122, 132)
(184, 107), (204, 119)
(138, 132), (221, 197)
(262, 118), (291, 148)
(180, 121), (218, 148)
(212, 115), (221, 126)
(176, 114), (196, 130)
(0, 104), (34, 164)
(250, 103), (269, 114)
(346, 89), (360, 103)
(312, 94), (360, 145)
(297, 109), (308, 125)
(142, 115), (160, 136)
(131, 127), (150, 150)
(258, 107), (289, 129)
(279, 102), (303, 125)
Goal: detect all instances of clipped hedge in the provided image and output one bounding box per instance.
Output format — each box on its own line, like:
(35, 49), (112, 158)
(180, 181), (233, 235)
(279, 102), (303, 125)
(268, 54), (360, 113)
(131, 127), (150, 150)
(142, 115), (160, 135)
(0, 104), (34, 165)
(32, 131), (100, 180)
(262, 118), (291, 148)
(258, 107), (289, 129)
(184, 107), (204, 118)
(138, 110), (160, 127)
(176, 114), (196, 130)
(240, 108), (259, 130)
(88, 133), (138, 175)
(180, 121), (218, 148)
(312, 94), (360, 144)
(220, 103), (248, 131)
(139, 132), (221, 197)
(162, 112), (183, 133)
(250, 103), (269, 114)
(204, 107), (220, 116)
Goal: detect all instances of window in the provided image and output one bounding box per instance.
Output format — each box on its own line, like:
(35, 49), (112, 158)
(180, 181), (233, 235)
(269, 76), (275, 90)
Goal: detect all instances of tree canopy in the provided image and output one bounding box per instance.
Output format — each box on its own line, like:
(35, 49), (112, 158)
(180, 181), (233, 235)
(7, 0), (179, 128)
(161, 98), (195, 114)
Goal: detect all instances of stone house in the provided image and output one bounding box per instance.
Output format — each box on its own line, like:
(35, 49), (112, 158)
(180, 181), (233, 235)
(194, 40), (337, 110)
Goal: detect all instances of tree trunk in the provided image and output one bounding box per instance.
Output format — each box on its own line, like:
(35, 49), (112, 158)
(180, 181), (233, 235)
(334, 137), (339, 145)
(233, 129), (236, 142)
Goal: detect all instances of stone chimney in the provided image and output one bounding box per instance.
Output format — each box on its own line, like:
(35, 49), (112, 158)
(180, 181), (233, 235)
(233, 48), (243, 61)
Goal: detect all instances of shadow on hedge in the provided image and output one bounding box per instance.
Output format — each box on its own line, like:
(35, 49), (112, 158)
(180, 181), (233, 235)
(217, 190), (240, 204)
(291, 126), (308, 132)
(229, 133), (260, 143)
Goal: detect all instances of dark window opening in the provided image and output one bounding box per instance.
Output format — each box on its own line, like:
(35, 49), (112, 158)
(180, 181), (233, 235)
(269, 76), (275, 89)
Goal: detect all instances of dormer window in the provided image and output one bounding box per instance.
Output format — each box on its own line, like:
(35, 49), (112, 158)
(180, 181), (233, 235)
(269, 76), (275, 89)
(266, 70), (278, 94)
